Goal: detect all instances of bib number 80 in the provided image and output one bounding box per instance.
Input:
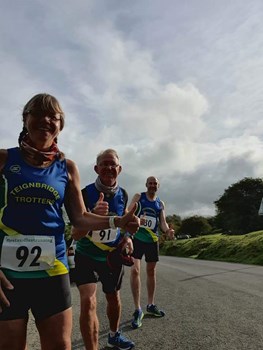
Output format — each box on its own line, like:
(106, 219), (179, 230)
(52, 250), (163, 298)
(140, 215), (156, 230)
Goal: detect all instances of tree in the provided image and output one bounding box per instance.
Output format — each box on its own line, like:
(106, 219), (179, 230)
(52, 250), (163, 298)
(178, 215), (212, 237)
(166, 214), (181, 232)
(214, 177), (263, 235)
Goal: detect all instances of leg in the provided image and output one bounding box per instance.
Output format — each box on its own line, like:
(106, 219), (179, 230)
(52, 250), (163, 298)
(101, 265), (134, 349)
(130, 258), (141, 309)
(105, 291), (121, 332)
(36, 308), (72, 350)
(130, 258), (144, 329)
(146, 261), (157, 305)
(0, 319), (28, 350)
(106, 291), (135, 349)
(78, 283), (99, 350)
(145, 261), (164, 317)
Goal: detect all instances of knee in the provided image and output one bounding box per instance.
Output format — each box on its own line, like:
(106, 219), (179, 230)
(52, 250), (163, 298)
(52, 337), (71, 350)
(131, 265), (140, 277)
(81, 294), (97, 313)
(106, 291), (120, 305)
(146, 266), (156, 277)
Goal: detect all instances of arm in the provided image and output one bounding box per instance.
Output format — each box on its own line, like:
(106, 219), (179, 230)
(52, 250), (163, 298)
(0, 149), (14, 312)
(71, 190), (110, 239)
(64, 160), (139, 239)
(0, 149), (8, 172)
(92, 188), (134, 254)
(127, 193), (141, 211)
(159, 201), (175, 240)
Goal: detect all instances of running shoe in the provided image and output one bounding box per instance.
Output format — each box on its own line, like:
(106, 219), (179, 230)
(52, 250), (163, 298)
(107, 331), (135, 350)
(146, 304), (165, 317)
(131, 308), (144, 329)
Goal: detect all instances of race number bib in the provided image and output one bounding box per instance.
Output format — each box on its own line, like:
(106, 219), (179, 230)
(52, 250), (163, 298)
(88, 228), (119, 243)
(140, 215), (156, 230)
(1, 235), (55, 271)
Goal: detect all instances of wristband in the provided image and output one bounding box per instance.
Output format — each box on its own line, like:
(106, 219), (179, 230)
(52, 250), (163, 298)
(109, 216), (116, 229)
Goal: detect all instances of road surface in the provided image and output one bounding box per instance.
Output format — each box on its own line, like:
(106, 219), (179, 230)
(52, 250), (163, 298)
(27, 256), (263, 349)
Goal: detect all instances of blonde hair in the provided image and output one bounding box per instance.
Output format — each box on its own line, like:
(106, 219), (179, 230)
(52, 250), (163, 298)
(22, 93), (65, 130)
(19, 93), (65, 159)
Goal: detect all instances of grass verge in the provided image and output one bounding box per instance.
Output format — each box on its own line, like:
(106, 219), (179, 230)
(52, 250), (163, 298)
(160, 230), (263, 265)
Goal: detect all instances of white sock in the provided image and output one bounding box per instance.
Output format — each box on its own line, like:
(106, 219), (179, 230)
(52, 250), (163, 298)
(109, 330), (118, 337)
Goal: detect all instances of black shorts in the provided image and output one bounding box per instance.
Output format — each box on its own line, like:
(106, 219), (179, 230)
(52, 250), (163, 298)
(0, 274), (71, 321)
(132, 238), (159, 263)
(74, 251), (124, 294)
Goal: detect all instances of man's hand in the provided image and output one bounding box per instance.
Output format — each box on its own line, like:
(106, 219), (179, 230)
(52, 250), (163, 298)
(166, 228), (175, 240)
(139, 212), (147, 226)
(72, 192), (109, 240)
(0, 270), (14, 313)
(93, 192), (109, 216)
(121, 236), (134, 255)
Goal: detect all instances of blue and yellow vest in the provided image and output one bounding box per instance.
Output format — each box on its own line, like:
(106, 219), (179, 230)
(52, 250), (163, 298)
(76, 183), (127, 262)
(134, 192), (162, 243)
(0, 147), (69, 278)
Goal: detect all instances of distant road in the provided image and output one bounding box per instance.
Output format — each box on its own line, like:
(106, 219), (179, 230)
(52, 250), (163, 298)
(28, 257), (263, 350)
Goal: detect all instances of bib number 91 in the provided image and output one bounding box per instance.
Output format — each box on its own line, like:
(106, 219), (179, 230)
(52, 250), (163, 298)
(89, 228), (118, 243)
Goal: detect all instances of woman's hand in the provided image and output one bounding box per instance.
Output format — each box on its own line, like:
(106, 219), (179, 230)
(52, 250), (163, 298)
(115, 203), (140, 234)
(0, 270), (14, 313)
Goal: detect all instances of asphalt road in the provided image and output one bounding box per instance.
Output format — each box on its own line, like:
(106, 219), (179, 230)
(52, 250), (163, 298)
(27, 257), (263, 350)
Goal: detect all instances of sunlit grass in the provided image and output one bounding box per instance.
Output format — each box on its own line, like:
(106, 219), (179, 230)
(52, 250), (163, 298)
(160, 231), (263, 265)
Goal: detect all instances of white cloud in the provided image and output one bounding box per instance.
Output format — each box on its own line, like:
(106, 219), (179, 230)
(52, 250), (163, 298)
(1, 0), (263, 218)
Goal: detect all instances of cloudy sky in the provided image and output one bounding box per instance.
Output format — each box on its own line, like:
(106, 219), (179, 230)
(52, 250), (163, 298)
(1, 0), (263, 218)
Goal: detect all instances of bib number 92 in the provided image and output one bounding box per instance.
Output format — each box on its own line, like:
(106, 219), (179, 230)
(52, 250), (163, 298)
(1, 235), (56, 271)
(16, 245), (41, 267)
